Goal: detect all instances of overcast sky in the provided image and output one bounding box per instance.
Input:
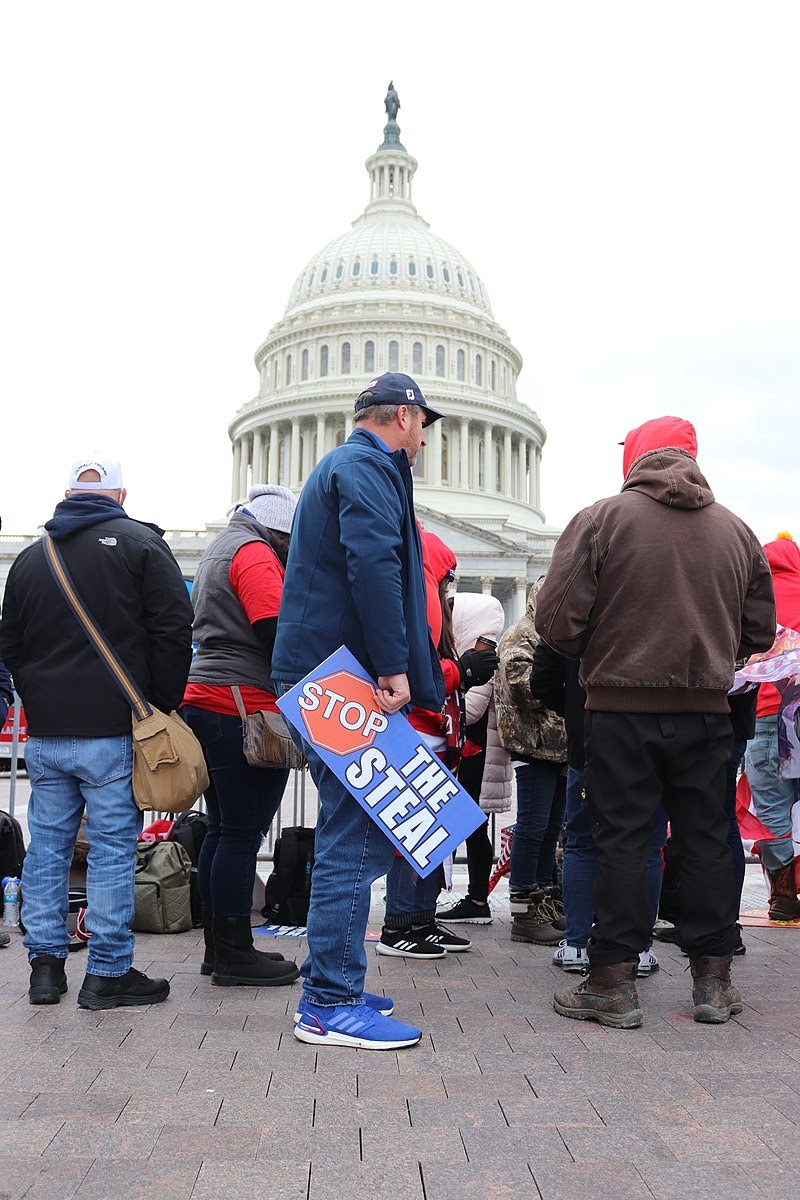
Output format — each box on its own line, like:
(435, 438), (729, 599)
(2, 1), (799, 547)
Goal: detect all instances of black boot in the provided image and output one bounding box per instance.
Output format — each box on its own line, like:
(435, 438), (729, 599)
(77, 966), (170, 1010)
(690, 954), (742, 1023)
(211, 916), (300, 987)
(201, 904), (285, 975)
(29, 955), (68, 1005)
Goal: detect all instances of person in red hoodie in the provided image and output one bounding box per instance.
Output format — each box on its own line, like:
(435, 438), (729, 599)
(375, 530), (498, 959)
(535, 416), (775, 1028)
(745, 532), (800, 919)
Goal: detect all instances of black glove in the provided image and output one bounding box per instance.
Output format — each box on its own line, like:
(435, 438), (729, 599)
(458, 647), (499, 689)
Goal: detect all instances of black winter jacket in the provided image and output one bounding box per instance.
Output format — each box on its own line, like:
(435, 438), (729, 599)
(0, 495), (193, 736)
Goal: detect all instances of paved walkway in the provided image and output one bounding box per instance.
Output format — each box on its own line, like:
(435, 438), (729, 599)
(1, 865), (799, 1200)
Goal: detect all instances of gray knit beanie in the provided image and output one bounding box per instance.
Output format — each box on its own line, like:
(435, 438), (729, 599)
(246, 484), (297, 533)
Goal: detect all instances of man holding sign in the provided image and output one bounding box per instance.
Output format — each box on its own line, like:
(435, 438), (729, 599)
(273, 373), (447, 1049)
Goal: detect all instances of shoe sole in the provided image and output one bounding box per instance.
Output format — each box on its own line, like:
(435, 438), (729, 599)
(375, 943), (446, 959)
(77, 986), (170, 1010)
(293, 1024), (421, 1049)
(29, 980), (68, 1005)
(511, 932), (562, 945)
(211, 965), (301, 987)
(552, 998), (644, 1028)
(553, 961), (588, 972)
(431, 943), (471, 952)
(436, 916), (492, 924)
(636, 963), (660, 978)
(693, 1002), (743, 1023)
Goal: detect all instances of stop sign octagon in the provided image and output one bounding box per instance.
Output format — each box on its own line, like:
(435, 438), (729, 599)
(299, 670), (388, 755)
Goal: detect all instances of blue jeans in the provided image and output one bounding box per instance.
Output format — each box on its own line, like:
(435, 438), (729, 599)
(22, 735), (143, 976)
(562, 767), (667, 950)
(277, 684), (396, 1007)
(384, 855), (441, 928)
(509, 761), (566, 891)
(745, 716), (799, 871)
(182, 706), (289, 917)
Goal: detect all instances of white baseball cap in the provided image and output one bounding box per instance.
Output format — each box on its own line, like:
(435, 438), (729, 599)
(68, 453), (124, 491)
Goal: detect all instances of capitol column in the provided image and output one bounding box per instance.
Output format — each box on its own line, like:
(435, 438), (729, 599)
(460, 417), (470, 488)
(480, 575), (494, 597)
(526, 440), (535, 506)
(268, 424), (278, 483)
(345, 414), (353, 439)
(504, 430), (512, 495)
(239, 435), (251, 500)
(231, 439), (241, 504)
(516, 437), (526, 501)
(429, 419), (442, 485)
(534, 445), (542, 509)
(316, 413), (326, 462)
(252, 430), (263, 484)
(484, 421), (494, 492)
(289, 418), (301, 489)
(515, 576), (529, 621)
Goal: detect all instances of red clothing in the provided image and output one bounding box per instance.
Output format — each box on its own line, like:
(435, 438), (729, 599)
(410, 530), (460, 737)
(756, 536), (800, 718)
(183, 541), (284, 715)
(621, 415), (698, 480)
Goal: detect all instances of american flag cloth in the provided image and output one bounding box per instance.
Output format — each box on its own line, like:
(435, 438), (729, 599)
(737, 771), (800, 893)
(487, 823), (514, 895)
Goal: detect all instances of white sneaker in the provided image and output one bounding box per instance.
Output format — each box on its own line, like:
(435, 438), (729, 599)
(637, 949), (660, 977)
(552, 940), (588, 972)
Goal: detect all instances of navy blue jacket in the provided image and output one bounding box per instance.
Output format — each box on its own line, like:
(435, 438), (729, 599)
(272, 427), (444, 712)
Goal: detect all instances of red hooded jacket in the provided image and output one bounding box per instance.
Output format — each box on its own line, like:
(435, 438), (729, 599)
(756, 535), (800, 718)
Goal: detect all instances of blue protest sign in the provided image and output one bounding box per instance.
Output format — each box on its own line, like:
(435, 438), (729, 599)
(277, 646), (486, 878)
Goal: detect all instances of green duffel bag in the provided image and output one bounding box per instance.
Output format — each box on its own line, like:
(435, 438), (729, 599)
(132, 840), (193, 934)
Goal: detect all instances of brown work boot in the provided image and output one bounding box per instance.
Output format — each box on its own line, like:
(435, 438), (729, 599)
(510, 889), (563, 945)
(553, 961), (643, 1028)
(690, 954), (742, 1023)
(766, 860), (800, 921)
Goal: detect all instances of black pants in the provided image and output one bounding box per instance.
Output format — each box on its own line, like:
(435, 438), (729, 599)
(458, 750), (493, 903)
(585, 711), (736, 966)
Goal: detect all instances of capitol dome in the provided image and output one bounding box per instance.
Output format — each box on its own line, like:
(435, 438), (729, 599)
(229, 89), (558, 618)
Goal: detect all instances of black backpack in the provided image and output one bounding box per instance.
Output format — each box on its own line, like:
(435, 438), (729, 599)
(0, 809), (25, 917)
(262, 826), (315, 927)
(169, 809), (208, 928)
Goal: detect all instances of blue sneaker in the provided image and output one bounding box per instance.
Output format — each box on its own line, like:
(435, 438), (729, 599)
(293, 990), (394, 1023)
(294, 1001), (421, 1049)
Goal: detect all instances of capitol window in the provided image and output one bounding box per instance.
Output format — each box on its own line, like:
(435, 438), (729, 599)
(442, 265), (451, 283)
(412, 342), (423, 374)
(426, 262), (434, 279)
(320, 345), (329, 377)
(320, 267), (328, 283)
(285, 353), (292, 385)
(457, 349), (465, 381)
(457, 271), (464, 287)
(301, 348), (309, 381)
(389, 258), (398, 276)
(441, 432), (449, 482)
(352, 260), (361, 277)
(408, 260), (417, 276)
(278, 438), (287, 486)
(475, 354), (482, 386)
(435, 345), (445, 377)
(389, 340), (399, 371)
(364, 340), (375, 372)
(490, 360), (496, 391)
(341, 342), (351, 374)
(335, 263), (343, 280)
(307, 270), (315, 290)
(371, 259), (379, 275)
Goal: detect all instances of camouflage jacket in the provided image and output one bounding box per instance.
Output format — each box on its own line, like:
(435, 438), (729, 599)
(494, 578), (568, 763)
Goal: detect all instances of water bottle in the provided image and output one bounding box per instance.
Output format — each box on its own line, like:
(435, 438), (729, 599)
(2, 876), (20, 928)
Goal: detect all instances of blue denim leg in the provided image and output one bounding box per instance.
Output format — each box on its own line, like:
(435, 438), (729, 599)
(292, 736), (396, 1006)
(537, 771), (566, 887)
(23, 735), (142, 975)
(510, 761), (565, 891)
(562, 767), (594, 948)
(384, 855), (440, 927)
(745, 716), (798, 871)
(183, 706), (289, 916)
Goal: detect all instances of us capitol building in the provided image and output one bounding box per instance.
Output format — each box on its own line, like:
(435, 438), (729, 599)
(1, 87), (560, 617)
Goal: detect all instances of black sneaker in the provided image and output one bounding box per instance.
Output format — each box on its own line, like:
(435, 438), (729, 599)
(29, 955), (68, 1005)
(420, 920), (472, 953)
(375, 926), (447, 958)
(436, 896), (493, 924)
(77, 967), (170, 1010)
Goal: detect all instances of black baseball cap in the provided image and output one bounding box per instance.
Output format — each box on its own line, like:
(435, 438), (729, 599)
(354, 372), (445, 427)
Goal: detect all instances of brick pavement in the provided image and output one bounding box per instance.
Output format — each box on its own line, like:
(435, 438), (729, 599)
(1, 877), (798, 1200)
